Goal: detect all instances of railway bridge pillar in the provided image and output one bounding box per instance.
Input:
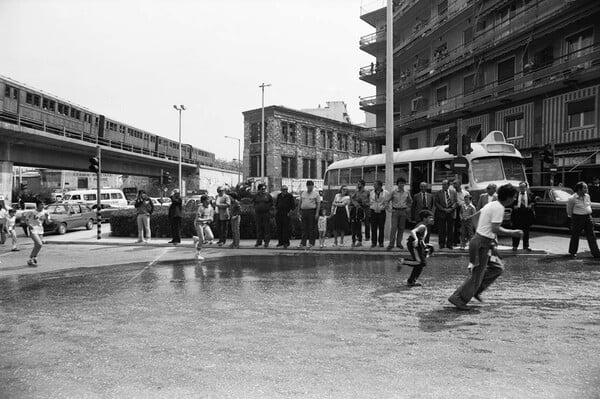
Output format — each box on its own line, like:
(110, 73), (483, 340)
(0, 161), (13, 206)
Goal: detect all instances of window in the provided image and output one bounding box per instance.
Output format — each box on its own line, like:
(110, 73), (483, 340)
(111, 193), (123, 199)
(363, 166), (376, 184)
(497, 58), (515, 84)
(339, 168), (350, 185)
(282, 156), (297, 178)
(463, 26), (473, 44)
(350, 168), (362, 184)
(321, 160), (328, 178)
(250, 155), (261, 177)
(408, 138), (419, 149)
(565, 28), (594, 60)
(323, 130), (333, 149)
(302, 158), (316, 179)
(84, 194), (97, 201)
(436, 86), (447, 103)
(437, 0), (448, 17)
(463, 74), (474, 94)
(466, 125), (482, 141)
(101, 193), (110, 200)
(250, 122), (260, 143)
(394, 164), (409, 183)
(433, 160), (454, 182)
(505, 114), (524, 138)
(281, 122), (296, 143)
(567, 98), (595, 129)
(302, 126), (316, 146)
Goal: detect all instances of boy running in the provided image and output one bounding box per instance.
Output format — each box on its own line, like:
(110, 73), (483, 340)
(25, 200), (50, 267)
(399, 209), (435, 287)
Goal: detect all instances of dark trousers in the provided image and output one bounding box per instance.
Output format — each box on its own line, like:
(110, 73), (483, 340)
(449, 234), (503, 305)
(406, 241), (426, 283)
(218, 220), (229, 244)
(300, 209), (317, 246)
(170, 217), (182, 243)
(255, 212), (271, 244)
(351, 220), (362, 243)
(568, 214), (600, 256)
(512, 226), (530, 249)
(436, 212), (454, 248)
(276, 212), (291, 246)
(370, 211), (386, 246)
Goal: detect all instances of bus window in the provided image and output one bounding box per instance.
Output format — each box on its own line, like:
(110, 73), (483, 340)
(350, 168), (362, 184)
(326, 170), (339, 185)
(502, 157), (526, 181)
(363, 166), (375, 184)
(339, 168), (350, 185)
(433, 160), (454, 182)
(394, 164), (409, 184)
(84, 194), (97, 201)
(471, 158), (504, 183)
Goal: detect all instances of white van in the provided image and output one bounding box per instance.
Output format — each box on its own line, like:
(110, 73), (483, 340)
(61, 189), (128, 208)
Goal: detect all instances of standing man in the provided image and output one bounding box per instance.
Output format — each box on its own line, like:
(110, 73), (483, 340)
(370, 180), (389, 248)
(351, 179), (371, 242)
(411, 181), (433, 243)
(477, 184), (497, 210)
(215, 187), (231, 247)
(511, 181), (535, 251)
(298, 180), (321, 248)
(448, 184), (523, 310)
(451, 180), (470, 246)
(252, 183), (273, 248)
(589, 177), (600, 203)
(275, 185), (295, 248)
(167, 189), (183, 245)
(134, 190), (154, 243)
(567, 181), (600, 258)
(433, 179), (457, 250)
(387, 177), (412, 250)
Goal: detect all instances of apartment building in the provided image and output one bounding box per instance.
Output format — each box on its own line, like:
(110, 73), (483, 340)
(359, 0), (600, 186)
(242, 104), (375, 192)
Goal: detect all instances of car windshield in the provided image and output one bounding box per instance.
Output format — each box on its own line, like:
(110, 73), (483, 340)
(46, 205), (69, 214)
(470, 156), (526, 183)
(551, 188), (574, 201)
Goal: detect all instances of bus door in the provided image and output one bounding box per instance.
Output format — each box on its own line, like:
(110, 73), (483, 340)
(410, 161), (430, 194)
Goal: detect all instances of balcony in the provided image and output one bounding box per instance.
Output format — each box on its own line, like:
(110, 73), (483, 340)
(359, 93), (386, 111)
(359, 30), (386, 55)
(359, 62), (386, 84)
(396, 44), (600, 128)
(360, 0), (386, 27)
(363, 126), (386, 140)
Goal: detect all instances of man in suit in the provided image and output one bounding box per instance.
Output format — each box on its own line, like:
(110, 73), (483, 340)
(412, 181), (433, 243)
(433, 179), (457, 250)
(477, 184), (497, 210)
(511, 181), (536, 251)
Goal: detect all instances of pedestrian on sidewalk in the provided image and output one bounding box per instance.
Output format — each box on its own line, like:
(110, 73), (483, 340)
(0, 202), (7, 245)
(6, 208), (19, 251)
(459, 194), (476, 250)
(370, 180), (389, 248)
(388, 177), (412, 250)
(350, 203), (365, 247)
(253, 183), (273, 248)
(215, 187), (231, 247)
(24, 200), (50, 267)
(448, 184), (523, 310)
(567, 181), (600, 258)
(318, 208), (328, 248)
(134, 190), (154, 243)
(331, 185), (350, 247)
(168, 190), (182, 245)
(298, 180), (321, 248)
(433, 179), (457, 250)
(275, 185), (295, 248)
(351, 180), (371, 242)
(229, 192), (241, 249)
(194, 195), (215, 260)
(399, 209), (435, 287)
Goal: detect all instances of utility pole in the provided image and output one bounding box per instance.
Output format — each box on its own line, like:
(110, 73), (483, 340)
(385, 0), (394, 239)
(259, 83), (271, 185)
(173, 105), (186, 195)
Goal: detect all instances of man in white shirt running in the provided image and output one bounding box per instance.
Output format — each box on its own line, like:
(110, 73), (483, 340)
(448, 184), (523, 310)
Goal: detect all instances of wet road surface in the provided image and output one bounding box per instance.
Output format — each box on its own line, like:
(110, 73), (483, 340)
(0, 254), (599, 398)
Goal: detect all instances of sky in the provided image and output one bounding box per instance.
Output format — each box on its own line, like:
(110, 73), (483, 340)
(0, 0), (378, 162)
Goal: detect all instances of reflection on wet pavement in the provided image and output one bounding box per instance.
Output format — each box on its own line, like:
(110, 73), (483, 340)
(0, 254), (599, 398)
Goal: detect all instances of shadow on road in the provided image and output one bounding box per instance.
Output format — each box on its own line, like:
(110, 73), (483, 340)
(417, 307), (482, 332)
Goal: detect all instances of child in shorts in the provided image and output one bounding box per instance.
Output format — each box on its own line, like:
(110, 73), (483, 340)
(6, 208), (18, 251)
(318, 208), (328, 248)
(399, 209), (435, 287)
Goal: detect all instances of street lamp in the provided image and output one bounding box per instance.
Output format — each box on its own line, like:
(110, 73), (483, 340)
(225, 135), (241, 184)
(173, 104), (186, 194)
(259, 83), (271, 183)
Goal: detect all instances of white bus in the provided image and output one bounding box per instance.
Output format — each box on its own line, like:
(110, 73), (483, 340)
(61, 189), (128, 208)
(323, 131), (526, 204)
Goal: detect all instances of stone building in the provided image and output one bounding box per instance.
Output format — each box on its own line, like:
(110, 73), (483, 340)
(359, 0), (600, 186)
(242, 104), (375, 192)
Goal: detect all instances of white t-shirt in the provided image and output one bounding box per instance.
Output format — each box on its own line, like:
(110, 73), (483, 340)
(26, 209), (49, 235)
(476, 200), (505, 239)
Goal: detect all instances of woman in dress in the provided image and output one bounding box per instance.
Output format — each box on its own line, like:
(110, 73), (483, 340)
(331, 185), (350, 247)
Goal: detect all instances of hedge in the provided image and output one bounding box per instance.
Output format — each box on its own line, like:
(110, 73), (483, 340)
(108, 200), (320, 239)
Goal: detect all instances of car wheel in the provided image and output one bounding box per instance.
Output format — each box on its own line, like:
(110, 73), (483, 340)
(58, 223), (68, 235)
(85, 219), (94, 230)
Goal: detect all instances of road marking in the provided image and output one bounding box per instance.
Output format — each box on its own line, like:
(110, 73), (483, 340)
(126, 247), (170, 283)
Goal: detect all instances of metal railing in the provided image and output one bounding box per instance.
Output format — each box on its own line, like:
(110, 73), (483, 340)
(359, 30), (386, 48)
(359, 93), (386, 108)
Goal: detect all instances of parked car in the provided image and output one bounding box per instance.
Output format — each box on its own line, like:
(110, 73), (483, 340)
(91, 204), (125, 223)
(44, 204), (96, 235)
(529, 186), (600, 230)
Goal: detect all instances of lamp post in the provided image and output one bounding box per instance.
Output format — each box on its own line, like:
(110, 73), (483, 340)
(259, 83), (271, 183)
(173, 104), (186, 194)
(225, 135), (241, 184)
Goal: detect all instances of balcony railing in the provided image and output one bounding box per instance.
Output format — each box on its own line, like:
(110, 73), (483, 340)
(359, 63), (386, 79)
(359, 93), (386, 109)
(397, 45), (600, 126)
(359, 30), (386, 48)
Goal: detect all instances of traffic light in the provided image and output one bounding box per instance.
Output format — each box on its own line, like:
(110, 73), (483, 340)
(444, 129), (458, 156)
(462, 134), (473, 155)
(88, 156), (100, 173)
(163, 171), (173, 184)
(543, 145), (554, 164)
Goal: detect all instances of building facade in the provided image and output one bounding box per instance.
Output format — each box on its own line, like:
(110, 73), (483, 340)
(242, 105), (375, 192)
(359, 0), (600, 186)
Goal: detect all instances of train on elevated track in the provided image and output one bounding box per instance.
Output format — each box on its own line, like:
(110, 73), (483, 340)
(0, 75), (215, 166)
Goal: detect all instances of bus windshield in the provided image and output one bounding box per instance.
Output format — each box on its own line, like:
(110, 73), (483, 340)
(471, 157), (526, 183)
